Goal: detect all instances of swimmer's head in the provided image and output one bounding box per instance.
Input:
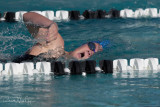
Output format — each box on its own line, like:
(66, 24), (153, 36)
(69, 40), (110, 60)
(69, 42), (103, 60)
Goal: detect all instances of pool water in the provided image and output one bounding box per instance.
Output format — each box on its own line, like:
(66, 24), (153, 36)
(1, 19), (160, 61)
(1, 0), (160, 106)
(0, 73), (160, 107)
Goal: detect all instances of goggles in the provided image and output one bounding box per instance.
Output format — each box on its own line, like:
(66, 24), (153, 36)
(87, 42), (96, 52)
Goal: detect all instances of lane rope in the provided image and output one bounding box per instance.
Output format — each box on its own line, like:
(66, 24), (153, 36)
(1, 8), (160, 22)
(0, 57), (160, 76)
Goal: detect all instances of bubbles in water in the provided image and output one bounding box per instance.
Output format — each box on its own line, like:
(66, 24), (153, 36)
(0, 23), (34, 59)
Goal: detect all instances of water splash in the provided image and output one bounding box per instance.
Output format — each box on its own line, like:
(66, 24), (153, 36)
(0, 23), (34, 59)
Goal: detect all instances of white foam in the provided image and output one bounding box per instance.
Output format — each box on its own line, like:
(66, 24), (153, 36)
(82, 72), (86, 76)
(95, 66), (102, 72)
(64, 68), (70, 74)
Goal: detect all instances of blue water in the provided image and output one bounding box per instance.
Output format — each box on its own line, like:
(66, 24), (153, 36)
(0, 73), (160, 107)
(1, 0), (160, 107)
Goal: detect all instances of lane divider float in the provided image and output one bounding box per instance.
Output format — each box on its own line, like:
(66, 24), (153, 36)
(0, 57), (160, 76)
(1, 8), (160, 22)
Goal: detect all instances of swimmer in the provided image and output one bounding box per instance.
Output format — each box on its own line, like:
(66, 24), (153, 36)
(13, 12), (109, 62)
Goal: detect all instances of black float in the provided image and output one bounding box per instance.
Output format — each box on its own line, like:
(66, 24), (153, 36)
(100, 60), (113, 73)
(82, 10), (96, 19)
(85, 60), (96, 74)
(107, 9), (120, 18)
(50, 60), (113, 75)
(4, 12), (16, 22)
(69, 60), (97, 75)
(69, 61), (84, 74)
(82, 10), (107, 19)
(51, 61), (66, 75)
(96, 10), (107, 18)
(69, 11), (80, 20)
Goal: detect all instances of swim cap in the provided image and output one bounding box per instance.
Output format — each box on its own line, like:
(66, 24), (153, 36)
(94, 40), (110, 49)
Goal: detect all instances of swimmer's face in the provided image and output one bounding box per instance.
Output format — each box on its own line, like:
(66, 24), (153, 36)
(70, 43), (102, 60)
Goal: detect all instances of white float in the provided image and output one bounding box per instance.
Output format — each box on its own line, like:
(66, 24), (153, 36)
(144, 58), (159, 70)
(0, 63), (4, 75)
(143, 8), (158, 18)
(113, 59), (128, 71)
(20, 62), (34, 75)
(30, 11), (42, 15)
(55, 10), (69, 20)
(15, 11), (27, 21)
(4, 63), (22, 75)
(41, 11), (54, 20)
(0, 63), (2, 71)
(130, 58), (144, 70)
(120, 9), (134, 18)
(36, 62), (51, 74)
(134, 8), (144, 18)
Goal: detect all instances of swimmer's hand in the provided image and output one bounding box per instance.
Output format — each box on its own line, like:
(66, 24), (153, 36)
(35, 23), (58, 44)
(46, 23), (58, 42)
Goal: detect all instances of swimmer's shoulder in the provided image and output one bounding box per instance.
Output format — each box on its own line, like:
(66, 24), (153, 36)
(28, 44), (46, 56)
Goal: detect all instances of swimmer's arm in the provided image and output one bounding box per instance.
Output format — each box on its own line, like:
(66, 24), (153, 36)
(23, 12), (54, 27)
(23, 12), (59, 43)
